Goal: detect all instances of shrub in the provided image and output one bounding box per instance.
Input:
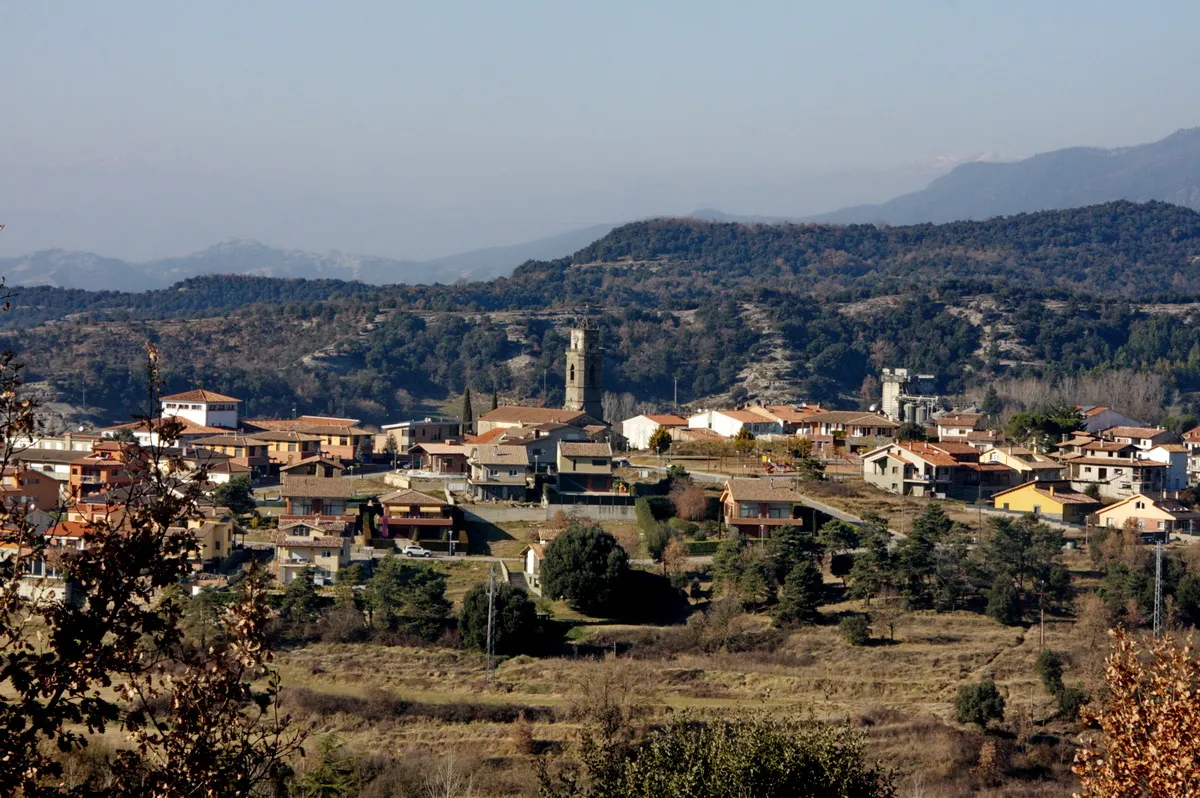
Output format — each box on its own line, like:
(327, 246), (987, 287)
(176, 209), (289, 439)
(1057, 685), (1087, 721)
(645, 523), (674, 564)
(687, 540), (720, 556)
(839, 614), (870, 646)
(538, 713), (895, 797)
(955, 679), (1005, 728)
(668, 517), (699, 535)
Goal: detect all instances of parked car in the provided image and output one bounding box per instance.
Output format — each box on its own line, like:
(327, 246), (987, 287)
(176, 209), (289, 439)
(401, 543), (434, 558)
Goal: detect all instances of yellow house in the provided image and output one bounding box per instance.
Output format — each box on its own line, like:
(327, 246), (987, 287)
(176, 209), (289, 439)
(273, 520), (351, 585)
(1095, 493), (1200, 535)
(555, 441), (614, 493)
(991, 480), (1100, 524)
(169, 513), (236, 568)
(980, 446), (1064, 480)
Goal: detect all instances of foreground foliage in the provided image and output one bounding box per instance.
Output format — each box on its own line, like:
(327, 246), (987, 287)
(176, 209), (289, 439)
(539, 713), (895, 798)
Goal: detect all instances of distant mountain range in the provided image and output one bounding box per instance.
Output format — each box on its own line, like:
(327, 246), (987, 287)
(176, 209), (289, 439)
(6, 126), (1200, 290)
(809, 127), (1200, 225)
(0, 223), (619, 292)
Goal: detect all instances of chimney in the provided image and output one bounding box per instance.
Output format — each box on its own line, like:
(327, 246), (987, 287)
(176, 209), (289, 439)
(1049, 484), (1055, 496)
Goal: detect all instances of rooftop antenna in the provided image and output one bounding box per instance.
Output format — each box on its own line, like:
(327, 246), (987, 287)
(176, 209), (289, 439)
(1154, 540), (1164, 638)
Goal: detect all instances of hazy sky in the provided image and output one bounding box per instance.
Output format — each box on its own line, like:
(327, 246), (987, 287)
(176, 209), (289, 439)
(3, 1), (1200, 259)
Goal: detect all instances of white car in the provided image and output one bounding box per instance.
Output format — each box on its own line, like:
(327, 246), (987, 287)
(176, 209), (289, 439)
(401, 543), (434, 558)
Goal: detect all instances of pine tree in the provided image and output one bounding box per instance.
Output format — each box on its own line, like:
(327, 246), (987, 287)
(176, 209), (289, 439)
(774, 561), (824, 625)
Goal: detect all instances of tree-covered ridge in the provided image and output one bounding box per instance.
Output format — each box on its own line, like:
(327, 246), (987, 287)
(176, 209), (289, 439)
(569, 201), (1200, 299)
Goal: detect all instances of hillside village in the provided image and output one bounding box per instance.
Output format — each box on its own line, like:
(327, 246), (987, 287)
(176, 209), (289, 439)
(8, 316), (1200, 600)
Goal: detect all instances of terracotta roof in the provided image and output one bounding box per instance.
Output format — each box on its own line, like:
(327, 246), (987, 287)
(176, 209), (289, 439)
(161, 389), (242, 403)
(380, 489), (447, 506)
(525, 543), (545, 559)
(280, 456), (345, 472)
(993, 480), (1093, 503)
(1082, 441), (1133, 453)
(965, 430), (1006, 442)
(206, 461), (251, 474)
(479, 406), (588, 426)
(1081, 406), (1110, 417)
(296, 415), (361, 426)
(716, 409), (779, 424)
(1153, 444), (1190, 453)
(754, 405), (824, 423)
(276, 534), (347, 547)
(470, 444), (531, 467)
(1032, 487), (1100, 505)
(12, 448), (90, 464)
(103, 417), (236, 436)
(677, 428), (723, 439)
(1184, 426), (1200, 443)
(723, 477), (808, 503)
(927, 441), (979, 456)
(45, 521), (90, 537)
(466, 428), (509, 444)
(1105, 426), (1170, 439)
(559, 442), (612, 458)
(894, 441), (960, 467)
(642, 414), (689, 426)
(279, 478), (358, 499)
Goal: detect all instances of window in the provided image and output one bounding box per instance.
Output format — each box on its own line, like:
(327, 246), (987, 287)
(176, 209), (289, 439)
(288, 443), (297, 452)
(1033, 505), (1041, 515)
(569, 364), (576, 382)
(739, 505), (754, 518)
(1003, 503), (1010, 510)
(322, 551), (330, 558)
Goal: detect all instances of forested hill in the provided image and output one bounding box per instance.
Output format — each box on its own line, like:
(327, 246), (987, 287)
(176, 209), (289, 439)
(565, 201), (1200, 299)
(10, 200), (1200, 429)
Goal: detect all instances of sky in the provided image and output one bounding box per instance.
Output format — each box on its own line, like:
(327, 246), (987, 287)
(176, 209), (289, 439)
(2, 1), (1200, 260)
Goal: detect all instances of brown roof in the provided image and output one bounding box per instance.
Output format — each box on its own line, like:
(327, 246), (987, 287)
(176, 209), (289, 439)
(937, 414), (983, 427)
(470, 444), (531, 467)
(1081, 406), (1110, 417)
(410, 443), (470, 455)
(161, 389), (242, 403)
(1032, 487), (1099, 505)
(103, 417), (236, 436)
(278, 519), (349, 535)
(717, 409), (780, 424)
(927, 441), (979, 456)
(1105, 426), (1171, 439)
(380, 489), (447, 506)
(677, 428), (723, 440)
(895, 441), (960, 467)
(280, 456), (345, 472)
(279, 477), (359, 499)
(190, 434), (263, 447)
(1069, 457), (1167, 467)
(1184, 426), (1200, 443)
(642, 414), (689, 426)
(245, 419), (372, 436)
(1154, 444), (1189, 453)
(754, 405), (824, 423)
(1082, 441), (1133, 453)
(803, 411), (901, 428)
(559, 442), (612, 458)
(277, 534), (347, 548)
(207, 461), (251, 474)
(723, 477), (808, 503)
(479, 406), (588, 426)
(247, 430), (323, 443)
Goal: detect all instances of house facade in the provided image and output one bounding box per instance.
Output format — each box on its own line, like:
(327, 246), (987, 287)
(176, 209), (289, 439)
(991, 480), (1100, 524)
(1065, 457), (1167, 500)
(467, 444), (530, 501)
(688, 410), (782, 438)
(621, 414), (689, 450)
(160, 389), (242, 429)
(273, 522), (351, 586)
(408, 443), (470, 474)
(379, 418), (464, 453)
(279, 477), (358, 521)
(935, 413), (983, 441)
(556, 441), (614, 493)
(379, 488), (457, 544)
(720, 478), (808, 539)
(1095, 494), (1200, 536)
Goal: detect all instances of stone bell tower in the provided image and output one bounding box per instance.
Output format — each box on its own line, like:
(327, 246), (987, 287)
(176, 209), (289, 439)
(564, 315), (604, 420)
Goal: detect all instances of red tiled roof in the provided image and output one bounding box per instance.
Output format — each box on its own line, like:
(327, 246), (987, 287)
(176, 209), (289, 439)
(718, 409), (780, 424)
(46, 521), (90, 537)
(479, 406), (588, 425)
(643, 414), (689, 426)
(1105, 426), (1170, 439)
(895, 441), (960, 467)
(1069, 457), (1167, 467)
(161, 390), (241, 403)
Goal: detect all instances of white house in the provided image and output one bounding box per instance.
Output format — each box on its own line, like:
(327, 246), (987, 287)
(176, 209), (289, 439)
(1104, 426), (1179, 451)
(1080, 406), (1145, 434)
(1143, 444), (1190, 493)
(621, 413), (689, 450)
(687, 410), (782, 439)
(935, 413), (983, 441)
(160, 390), (242, 430)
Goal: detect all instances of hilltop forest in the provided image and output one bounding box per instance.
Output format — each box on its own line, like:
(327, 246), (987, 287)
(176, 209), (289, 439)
(7, 200), (1200, 427)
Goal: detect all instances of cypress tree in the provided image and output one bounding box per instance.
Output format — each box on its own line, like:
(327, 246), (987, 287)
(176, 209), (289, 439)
(461, 388), (474, 432)
(491, 386), (499, 411)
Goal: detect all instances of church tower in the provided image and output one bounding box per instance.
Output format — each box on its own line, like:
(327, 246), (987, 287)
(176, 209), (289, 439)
(564, 318), (604, 420)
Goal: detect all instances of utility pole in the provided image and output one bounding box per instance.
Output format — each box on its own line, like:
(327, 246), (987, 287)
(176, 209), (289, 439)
(485, 565), (497, 683)
(674, 377), (678, 407)
(1154, 540), (1164, 637)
